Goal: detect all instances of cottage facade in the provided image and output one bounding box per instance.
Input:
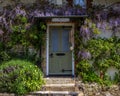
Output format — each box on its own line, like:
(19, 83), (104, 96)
(0, 0), (120, 78)
(36, 0), (120, 77)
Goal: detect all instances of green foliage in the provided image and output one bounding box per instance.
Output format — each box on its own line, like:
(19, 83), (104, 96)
(10, 16), (46, 49)
(81, 71), (101, 83)
(76, 60), (92, 72)
(9, 15), (46, 61)
(0, 42), (11, 63)
(0, 51), (11, 62)
(113, 73), (120, 83)
(0, 59), (45, 95)
(27, 22), (46, 50)
(75, 36), (120, 85)
(10, 16), (29, 51)
(87, 37), (120, 70)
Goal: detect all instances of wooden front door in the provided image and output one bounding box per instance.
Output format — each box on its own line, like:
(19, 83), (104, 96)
(49, 26), (72, 75)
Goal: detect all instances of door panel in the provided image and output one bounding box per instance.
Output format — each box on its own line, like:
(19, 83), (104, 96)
(51, 29), (59, 52)
(62, 29), (70, 52)
(49, 26), (72, 75)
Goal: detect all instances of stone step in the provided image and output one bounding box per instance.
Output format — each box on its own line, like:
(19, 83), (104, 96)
(44, 84), (75, 87)
(39, 77), (80, 95)
(42, 84), (75, 91)
(44, 77), (75, 84)
(30, 91), (79, 96)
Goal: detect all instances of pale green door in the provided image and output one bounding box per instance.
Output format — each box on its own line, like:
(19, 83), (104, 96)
(49, 26), (72, 75)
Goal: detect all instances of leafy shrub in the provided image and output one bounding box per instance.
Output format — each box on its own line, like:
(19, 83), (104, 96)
(0, 59), (44, 95)
(81, 71), (100, 82)
(0, 51), (11, 63)
(0, 42), (11, 63)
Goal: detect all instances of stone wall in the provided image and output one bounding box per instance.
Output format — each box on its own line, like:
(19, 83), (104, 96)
(1, 82), (120, 96)
(76, 81), (120, 96)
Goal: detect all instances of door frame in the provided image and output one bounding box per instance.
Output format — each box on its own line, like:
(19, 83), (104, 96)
(46, 23), (75, 76)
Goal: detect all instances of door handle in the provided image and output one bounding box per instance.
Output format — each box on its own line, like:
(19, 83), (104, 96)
(56, 53), (65, 56)
(49, 53), (53, 57)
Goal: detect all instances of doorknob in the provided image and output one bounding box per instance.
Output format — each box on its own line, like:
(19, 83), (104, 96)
(49, 53), (53, 57)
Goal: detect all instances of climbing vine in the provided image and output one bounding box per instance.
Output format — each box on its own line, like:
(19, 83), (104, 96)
(75, 3), (120, 85)
(8, 15), (46, 62)
(76, 37), (120, 85)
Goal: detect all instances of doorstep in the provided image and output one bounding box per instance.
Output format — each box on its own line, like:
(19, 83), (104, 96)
(30, 91), (79, 95)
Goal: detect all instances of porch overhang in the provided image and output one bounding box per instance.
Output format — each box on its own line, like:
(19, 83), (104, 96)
(35, 15), (88, 24)
(35, 15), (88, 18)
(35, 15), (88, 21)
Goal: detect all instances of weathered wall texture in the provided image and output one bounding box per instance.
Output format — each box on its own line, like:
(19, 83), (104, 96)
(0, 0), (119, 7)
(93, 0), (120, 6)
(0, 0), (14, 8)
(76, 81), (120, 96)
(0, 0), (36, 8)
(20, 0), (36, 4)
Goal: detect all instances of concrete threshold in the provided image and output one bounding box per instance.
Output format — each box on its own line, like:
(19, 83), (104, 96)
(31, 91), (78, 95)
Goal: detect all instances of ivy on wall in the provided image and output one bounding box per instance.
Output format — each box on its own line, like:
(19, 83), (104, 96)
(9, 15), (46, 62)
(75, 3), (120, 85)
(75, 20), (120, 85)
(0, 14), (46, 63)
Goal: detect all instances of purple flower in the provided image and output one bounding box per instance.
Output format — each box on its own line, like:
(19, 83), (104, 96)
(101, 21), (107, 30)
(77, 9), (82, 15)
(15, 6), (26, 16)
(65, 11), (70, 16)
(0, 29), (4, 35)
(45, 12), (51, 16)
(0, 16), (2, 23)
(78, 50), (91, 59)
(96, 22), (101, 29)
(109, 18), (120, 28)
(116, 18), (120, 25)
(114, 20), (118, 27)
(101, 11), (108, 20)
(80, 26), (91, 40)
(109, 19), (116, 29)
(96, 13), (101, 21)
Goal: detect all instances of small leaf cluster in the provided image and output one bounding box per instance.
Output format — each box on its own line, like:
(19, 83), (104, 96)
(0, 42), (11, 63)
(10, 15), (28, 46)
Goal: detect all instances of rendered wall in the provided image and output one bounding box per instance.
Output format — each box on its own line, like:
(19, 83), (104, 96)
(92, 0), (119, 6)
(0, 0), (119, 7)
